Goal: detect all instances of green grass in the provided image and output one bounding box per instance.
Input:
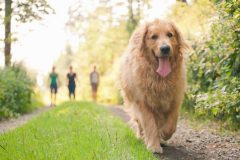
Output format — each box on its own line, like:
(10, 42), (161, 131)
(0, 101), (156, 160)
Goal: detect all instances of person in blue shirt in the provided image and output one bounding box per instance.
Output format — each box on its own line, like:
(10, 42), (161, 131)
(49, 66), (58, 106)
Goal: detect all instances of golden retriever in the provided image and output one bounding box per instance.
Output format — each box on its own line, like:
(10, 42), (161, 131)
(119, 19), (188, 154)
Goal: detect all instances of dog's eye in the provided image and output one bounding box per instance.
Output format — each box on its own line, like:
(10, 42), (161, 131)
(151, 34), (158, 40)
(167, 32), (173, 38)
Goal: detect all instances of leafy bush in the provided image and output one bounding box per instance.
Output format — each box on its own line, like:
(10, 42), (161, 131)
(0, 64), (34, 119)
(185, 0), (240, 130)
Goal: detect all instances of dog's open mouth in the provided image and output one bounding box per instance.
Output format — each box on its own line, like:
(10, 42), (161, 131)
(156, 57), (172, 77)
(152, 50), (172, 77)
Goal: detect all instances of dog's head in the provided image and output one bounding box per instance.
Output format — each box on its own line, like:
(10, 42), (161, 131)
(130, 19), (188, 77)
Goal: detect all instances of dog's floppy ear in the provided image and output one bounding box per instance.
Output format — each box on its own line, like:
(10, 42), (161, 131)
(129, 24), (148, 52)
(170, 22), (189, 55)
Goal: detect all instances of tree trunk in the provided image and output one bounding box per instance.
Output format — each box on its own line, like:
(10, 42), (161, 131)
(4, 0), (12, 67)
(128, 0), (137, 25)
(127, 0), (138, 35)
(136, 0), (141, 19)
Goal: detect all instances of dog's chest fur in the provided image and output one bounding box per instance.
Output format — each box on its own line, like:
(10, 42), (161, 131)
(132, 58), (185, 112)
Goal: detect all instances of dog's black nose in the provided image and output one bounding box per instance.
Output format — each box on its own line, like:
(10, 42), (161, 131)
(160, 45), (170, 55)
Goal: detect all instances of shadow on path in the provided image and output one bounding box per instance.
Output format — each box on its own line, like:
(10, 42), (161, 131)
(158, 144), (205, 160)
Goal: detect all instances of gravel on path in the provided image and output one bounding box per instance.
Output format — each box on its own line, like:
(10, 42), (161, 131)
(0, 106), (51, 134)
(107, 105), (240, 160)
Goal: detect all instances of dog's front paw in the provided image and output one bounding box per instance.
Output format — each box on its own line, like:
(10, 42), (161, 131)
(147, 144), (163, 154)
(136, 131), (143, 139)
(160, 129), (174, 141)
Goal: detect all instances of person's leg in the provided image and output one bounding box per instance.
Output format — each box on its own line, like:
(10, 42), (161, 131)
(69, 86), (75, 100)
(73, 87), (76, 100)
(53, 93), (56, 106)
(94, 84), (98, 101)
(91, 89), (94, 101)
(92, 84), (97, 102)
(68, 86), (71, 100)
(93, 91), (96, 102)
(53, 86), (57, 106)
(55, 93), (57, 105)
(53, 92), (56, 106)
(94, 84), (98, 102)
(50, 87), (54, 106)
(52, 93), (55, 106)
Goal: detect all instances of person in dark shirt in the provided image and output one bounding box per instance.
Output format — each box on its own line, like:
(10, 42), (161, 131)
(49, 66), (58, 106)
(67, 66), (77, 100)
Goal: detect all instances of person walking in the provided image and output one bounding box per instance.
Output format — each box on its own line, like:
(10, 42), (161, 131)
(49, 66), (58, 106)
(67, 66), (77, 100)
(90, 65), (99, 102)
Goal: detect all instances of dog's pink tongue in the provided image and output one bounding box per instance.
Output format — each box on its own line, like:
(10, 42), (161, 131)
(156, 57), (171, 77)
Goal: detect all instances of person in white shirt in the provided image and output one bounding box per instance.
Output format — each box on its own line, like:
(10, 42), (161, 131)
(90, 65), (99, 102)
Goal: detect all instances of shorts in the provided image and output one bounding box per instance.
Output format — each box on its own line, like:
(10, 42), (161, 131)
(68, 85), (76, 94)
(91, 83), (98, 92)
(50, 84), (58, 93)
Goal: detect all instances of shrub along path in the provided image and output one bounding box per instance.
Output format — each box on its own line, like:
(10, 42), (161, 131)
(0, 106), (51, 134)
(108, 106), (240, 160)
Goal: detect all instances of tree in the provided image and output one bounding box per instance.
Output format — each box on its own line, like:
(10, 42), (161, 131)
(66, 0), (150, 37)
(60, 0), (151, 103)
(126, 0), (151, 35)
(3, 0), (53, 67)
(4, 0), (12, 66)
(126, 0), (139, 35)
(177, 0), (187, 3)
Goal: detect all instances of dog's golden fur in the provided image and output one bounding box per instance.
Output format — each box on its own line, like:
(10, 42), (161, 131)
(119, 19), (188, 153)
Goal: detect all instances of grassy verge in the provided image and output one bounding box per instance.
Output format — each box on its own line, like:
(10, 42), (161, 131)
(180, 107), (240, 136)
(0, 101), (156, 160)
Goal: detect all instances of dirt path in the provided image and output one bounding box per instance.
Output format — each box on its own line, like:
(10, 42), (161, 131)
(0, 106), (51, 134)
(107, 106), (240, 160)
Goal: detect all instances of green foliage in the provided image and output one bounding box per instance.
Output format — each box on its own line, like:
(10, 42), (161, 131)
(0, 64), (35, 119)
(58, 1), (151, 104)
(2, 0), (54, 66)
(12, 0), (54, 23)
(55, 5), (130, 104)
(185, 0), (240, 130)
(169, 0), (215, 40)
(0, 102), (156, 160)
